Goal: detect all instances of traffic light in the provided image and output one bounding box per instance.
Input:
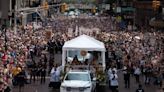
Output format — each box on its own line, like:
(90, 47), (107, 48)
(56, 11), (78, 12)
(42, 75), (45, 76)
(92, 7), (96, 14)
(42, 1), (49, 10)
(61, 3), (68, 13)
(152, 0), (160, 11)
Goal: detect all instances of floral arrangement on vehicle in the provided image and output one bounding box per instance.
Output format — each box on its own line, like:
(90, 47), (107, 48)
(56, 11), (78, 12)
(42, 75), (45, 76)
(60, 71), (66, 81)
(96, 70), (106, 86)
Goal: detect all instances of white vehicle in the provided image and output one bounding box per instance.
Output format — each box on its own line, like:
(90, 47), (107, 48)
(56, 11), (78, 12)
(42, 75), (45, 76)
(60, 70), (96, 92)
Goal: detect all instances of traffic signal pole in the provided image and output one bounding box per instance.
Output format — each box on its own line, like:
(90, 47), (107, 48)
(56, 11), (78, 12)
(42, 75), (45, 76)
(14, 1), (17, 34)
(9, 0), (12, 26)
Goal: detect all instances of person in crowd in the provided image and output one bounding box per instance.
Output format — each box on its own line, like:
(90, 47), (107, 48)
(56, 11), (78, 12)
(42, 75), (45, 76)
(123, 65), (131, 88)
(48, 57), (54, 74)
(140, 57), (145, 73)
(0, 81), (5, 92)
(72, 55), (80, 65)
(34, 44), (38, 56)
(136, 84), (144, 92)
(40, 62), (46, 84)
(36, 63), (41, 81)
(112, 66), (117, 74)
(116, 59), (121, 69)
(12, 65), (22, 86)
(157, 88), (164, 92)
(29, 45), (35, 62)
(144, 66), (152, 85)
(47, 40), (55, 57)
(29, 62), (37, 83)
(155, 70), (163, 87)
(17, 69), (26, 92)
(110, 70), (119, 92)
(43, 54), (48, 65)
(4, 84), (11, 92)
(108, 66), (112, 89)
(134, 66), (141, 83)
(49, 64), (61, 89)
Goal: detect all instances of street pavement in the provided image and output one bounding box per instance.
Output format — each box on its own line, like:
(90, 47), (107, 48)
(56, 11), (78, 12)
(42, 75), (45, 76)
(12, 53), (159, 92)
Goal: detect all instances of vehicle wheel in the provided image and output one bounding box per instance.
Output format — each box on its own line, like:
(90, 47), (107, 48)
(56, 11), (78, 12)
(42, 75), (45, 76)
(92, 89), (96, 92)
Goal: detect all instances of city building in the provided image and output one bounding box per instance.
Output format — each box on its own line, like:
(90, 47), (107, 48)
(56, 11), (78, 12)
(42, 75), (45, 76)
(134, 0), (164, 27)
(0, 0), (10, 24)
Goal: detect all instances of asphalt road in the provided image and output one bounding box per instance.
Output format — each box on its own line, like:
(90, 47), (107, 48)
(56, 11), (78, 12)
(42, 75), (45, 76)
(12, 53), (159, 92)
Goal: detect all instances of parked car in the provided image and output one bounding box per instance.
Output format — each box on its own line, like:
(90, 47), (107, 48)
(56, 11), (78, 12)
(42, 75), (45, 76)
(60, 70), (96, 92)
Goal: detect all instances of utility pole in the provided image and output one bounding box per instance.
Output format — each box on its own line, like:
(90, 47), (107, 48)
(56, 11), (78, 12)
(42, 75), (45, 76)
(133, 0), (136, 31)
(14, 0), (18, 34)
(2, 23), (7, 51)
(14, 7), (17, 34)
(4, 27), (7, 51)
(36, 9), (38, 23)
(9, 0), (12, 26)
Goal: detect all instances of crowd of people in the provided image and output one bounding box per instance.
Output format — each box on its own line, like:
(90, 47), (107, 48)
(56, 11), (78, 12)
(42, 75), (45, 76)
(0, 23), (53, 91)
(0, 14), (163, 92)
(105, 29), (164, 91)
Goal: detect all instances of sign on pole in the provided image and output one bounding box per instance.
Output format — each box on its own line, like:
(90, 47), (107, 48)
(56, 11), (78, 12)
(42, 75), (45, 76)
(105, 4), (110, 10)
(116, 7), (121, 13)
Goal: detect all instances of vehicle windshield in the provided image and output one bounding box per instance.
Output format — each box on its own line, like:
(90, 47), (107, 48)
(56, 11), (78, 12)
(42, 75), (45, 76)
(65, 73), (90, 81)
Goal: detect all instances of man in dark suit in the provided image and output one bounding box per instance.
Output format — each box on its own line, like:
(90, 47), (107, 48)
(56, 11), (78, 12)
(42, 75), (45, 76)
(123, 66), (130, 88)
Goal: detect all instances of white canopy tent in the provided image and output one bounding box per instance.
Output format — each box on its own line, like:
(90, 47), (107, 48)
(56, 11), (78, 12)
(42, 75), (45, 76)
(62, 34), (106, 70)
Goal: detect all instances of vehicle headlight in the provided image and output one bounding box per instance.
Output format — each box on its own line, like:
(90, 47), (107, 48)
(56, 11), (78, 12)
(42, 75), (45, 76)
(60, 86), (67, 90)
(60, 86), (71, 91)
(60, 85), (66, 88)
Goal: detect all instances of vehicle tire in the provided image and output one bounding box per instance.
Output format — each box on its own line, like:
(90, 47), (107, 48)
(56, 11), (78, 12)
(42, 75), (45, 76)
(92, 89), (96, 92)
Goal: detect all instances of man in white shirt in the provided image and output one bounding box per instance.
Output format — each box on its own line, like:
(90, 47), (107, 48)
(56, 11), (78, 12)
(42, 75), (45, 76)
(49, 66), (61, 89)
(50, 66), (61, 82)
(134, 67), (141, 83)
(110, 71), (119, 92)
(108, 67), (112, 88)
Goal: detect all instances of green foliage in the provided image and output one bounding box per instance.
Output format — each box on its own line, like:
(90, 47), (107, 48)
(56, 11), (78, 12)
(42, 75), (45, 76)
(96, 70), (107, 85)
(60, 71), (66, 81)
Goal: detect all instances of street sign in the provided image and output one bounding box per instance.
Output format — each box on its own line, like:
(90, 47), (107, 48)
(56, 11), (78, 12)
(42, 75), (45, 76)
(116, 7), (121, 13)
(105, 4), (110, 10)
(121, 7), (135, 12)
